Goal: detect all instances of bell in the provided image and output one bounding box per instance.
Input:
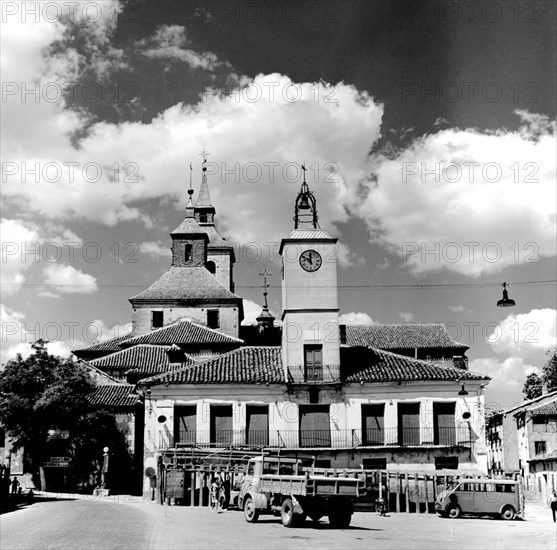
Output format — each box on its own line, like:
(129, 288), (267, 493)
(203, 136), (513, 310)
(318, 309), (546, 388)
(496, 283), (516, 307)
(298, 194), (311, 209)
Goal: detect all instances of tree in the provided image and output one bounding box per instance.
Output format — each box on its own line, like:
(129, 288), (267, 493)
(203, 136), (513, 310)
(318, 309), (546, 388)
(541, 348), (557, 393)
(523, 372), (542, 400)
(0, 340), (130, 490)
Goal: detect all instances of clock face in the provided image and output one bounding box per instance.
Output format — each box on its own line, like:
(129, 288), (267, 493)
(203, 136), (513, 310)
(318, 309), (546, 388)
(299, 249), (322, 272)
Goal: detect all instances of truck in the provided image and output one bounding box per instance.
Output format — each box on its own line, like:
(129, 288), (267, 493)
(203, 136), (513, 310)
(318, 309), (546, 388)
(236, 456), (364, 528)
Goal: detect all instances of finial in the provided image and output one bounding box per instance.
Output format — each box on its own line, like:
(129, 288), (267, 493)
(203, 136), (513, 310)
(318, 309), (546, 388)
(199, 147), (210, 172)
(259, 268), (272, 309)
(187, 162), (194, 207)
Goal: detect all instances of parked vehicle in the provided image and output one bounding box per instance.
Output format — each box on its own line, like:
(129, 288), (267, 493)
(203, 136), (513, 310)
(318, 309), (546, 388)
(237, 456), (364, 528)
(435, 478), (523, 520)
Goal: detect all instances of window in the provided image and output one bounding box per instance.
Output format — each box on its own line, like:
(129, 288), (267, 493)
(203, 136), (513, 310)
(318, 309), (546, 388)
(435, 456), (458, 470)
(207, 310), (219, 329)
(151, 310), (163, 328)
(362, 404), (384, 445)
(184, 244), (193, 262)
(315, 459), (332, 469)
(535, 441), (547, 455)
(362, 458), (387, 470)
(304, 344), (323, 381)
(299, 405), (330, 447)
(398, 403), (420, 445)
(433, 402), (456, 445)
(174, 406), (196, 445)
(0, 426), (5, 448)
(210, 405), (233, 446)
(246, 405), (268, 446)
(199, 213), (208, 223)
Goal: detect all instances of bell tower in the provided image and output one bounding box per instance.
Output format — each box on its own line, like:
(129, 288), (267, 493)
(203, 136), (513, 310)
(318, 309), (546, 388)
(279, 166), (340, 382)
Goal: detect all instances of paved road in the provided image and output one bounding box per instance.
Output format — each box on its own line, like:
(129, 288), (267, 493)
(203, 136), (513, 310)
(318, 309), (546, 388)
(1, 496), (555, 549)
(0, 496), (156, 550)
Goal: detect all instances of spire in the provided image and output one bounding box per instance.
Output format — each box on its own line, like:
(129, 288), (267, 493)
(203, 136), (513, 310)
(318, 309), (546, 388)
(196, 148), (212, 207)
(294, 162), (319, 229)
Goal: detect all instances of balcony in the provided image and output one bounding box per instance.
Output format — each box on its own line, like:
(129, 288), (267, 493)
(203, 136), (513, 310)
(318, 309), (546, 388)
(286, 365), (341, 385)
(159, 425), (473, 451)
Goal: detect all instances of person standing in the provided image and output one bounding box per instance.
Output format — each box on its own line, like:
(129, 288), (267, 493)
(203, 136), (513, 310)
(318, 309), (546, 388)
(10, 477), (20, 496)
(550, 490), (557, 523)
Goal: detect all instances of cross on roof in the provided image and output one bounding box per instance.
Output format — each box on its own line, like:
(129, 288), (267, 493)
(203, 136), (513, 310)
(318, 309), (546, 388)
(199, 148), (210, 163)
(259, 268), (272, 308)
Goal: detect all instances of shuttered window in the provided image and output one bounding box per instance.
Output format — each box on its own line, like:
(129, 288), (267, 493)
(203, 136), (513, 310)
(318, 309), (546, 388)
(398, 402), (420, 445)
(304, 345), (323, 381)
(246, 405), (269, 446)
(210, 405), (232, 445)
(174, 406), (196, 445)
(433, 402), (456, 445)
(362, 404), (385, 445)
(299, 405), (330, 447)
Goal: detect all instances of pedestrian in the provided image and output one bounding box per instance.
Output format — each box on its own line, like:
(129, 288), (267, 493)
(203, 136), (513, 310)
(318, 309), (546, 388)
(550, 490), (557, 523)
(10, 477), (20, 496)
(210, 478), (222, 513)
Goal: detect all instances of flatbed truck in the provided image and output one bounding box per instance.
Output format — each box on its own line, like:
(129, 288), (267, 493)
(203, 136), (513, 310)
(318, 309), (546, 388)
(236, 456), (364, 528)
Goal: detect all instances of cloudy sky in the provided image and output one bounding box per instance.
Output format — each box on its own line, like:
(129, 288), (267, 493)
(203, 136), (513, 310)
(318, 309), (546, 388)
(1, 0), (556, 409)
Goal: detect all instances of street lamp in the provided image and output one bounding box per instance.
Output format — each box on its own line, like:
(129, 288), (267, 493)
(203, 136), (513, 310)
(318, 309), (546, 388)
(496, 282), (516, 307)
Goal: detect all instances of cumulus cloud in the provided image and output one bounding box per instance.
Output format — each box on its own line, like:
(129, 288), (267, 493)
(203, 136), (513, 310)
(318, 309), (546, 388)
(0, 303), (73, 364)
(0, 218), (86, 297)
(469, 308), (556, 407)
(43, 264), (98, 295)
(339, 312), (375, 325)
(486, 308), (556, 363)
(353, 111), (556, 277)
(136, 25), (223, 70)
(398, 312), (414, 322)
(139, 241), (172, 259)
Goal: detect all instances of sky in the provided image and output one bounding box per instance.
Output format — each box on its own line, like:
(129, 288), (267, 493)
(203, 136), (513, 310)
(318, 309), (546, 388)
(1, 0), (556, 410)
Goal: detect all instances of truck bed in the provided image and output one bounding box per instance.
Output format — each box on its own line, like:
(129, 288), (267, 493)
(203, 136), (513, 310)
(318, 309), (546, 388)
(259, 474), (361, 497)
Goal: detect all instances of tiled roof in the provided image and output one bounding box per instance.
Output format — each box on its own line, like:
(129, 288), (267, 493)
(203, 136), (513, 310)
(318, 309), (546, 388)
(90, 344), (190, 372)
(129, 267), (241, 302)
(289, 229), (333, 240)
(120, 320), (243, 347)
(140, 347), (283, 386)
(530, 400), (557, 417)
(87, 384), (138, 409)
(528, 450), (557, 463)
(345, 324), (468, 349)
(73, 333), (134, 354)
(140, 346), (488, 387)
(343, 348), (489, 383)
(171, 216), (208, 235)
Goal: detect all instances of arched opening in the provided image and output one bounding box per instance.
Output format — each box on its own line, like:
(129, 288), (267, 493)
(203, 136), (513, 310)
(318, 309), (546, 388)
(206, 261), (216, 274)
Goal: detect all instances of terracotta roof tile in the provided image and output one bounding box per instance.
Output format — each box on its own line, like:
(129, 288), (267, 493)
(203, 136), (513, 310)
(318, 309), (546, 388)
(530, 400), (557, 417)
(345, 324), (468, 349)
(73, 333), (133, 354)
(129, 267), (242, 302)
(140, 347), (283, 386)
(140, 346), (488, 387)
(120, 320), (243, 347)
(90, 344), (192, 373)
(343, 348), (489, 383)
(87, 384), (138, 409)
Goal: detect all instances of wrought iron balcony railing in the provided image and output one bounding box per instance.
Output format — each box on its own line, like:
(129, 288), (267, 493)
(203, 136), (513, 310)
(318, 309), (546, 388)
(158, 425), (473, 451)
(286, 365), (341, 384)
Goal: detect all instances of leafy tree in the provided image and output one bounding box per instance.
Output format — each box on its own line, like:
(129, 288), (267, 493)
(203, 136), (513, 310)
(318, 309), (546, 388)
(541, 348), (557, 393)
(523, 372), (543, 400)
(0, 340), (130, 491)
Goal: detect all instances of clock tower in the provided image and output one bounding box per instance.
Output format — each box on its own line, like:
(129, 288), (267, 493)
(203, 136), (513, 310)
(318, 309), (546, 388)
(279, 168), (340, 382)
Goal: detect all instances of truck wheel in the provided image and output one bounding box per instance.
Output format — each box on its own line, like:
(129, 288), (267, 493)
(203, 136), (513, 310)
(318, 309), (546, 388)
(244, 497), (259, 523)
(281, 498), (296, 528)
(500, 506), (516, 521)
(329, 511), (352, 529)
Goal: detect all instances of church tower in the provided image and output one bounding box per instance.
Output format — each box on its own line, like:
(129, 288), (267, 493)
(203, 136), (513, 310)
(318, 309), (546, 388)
(129, 157), (243, 336)
(279, 167), (340, 382)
